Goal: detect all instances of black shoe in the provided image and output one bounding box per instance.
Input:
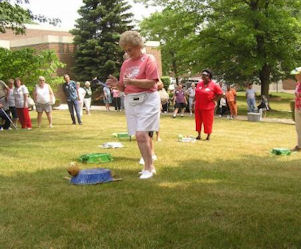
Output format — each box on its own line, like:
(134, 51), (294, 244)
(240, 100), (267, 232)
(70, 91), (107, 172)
(196, 136), (201, 140)
(72, 122), (76, 125)
(79, 123), (83, 125)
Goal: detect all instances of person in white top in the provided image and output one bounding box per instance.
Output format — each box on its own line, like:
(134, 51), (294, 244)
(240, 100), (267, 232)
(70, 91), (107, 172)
(186, 83), (196, 115)
(13, 78), (32, 129)
(76, 82), (86, 118)
(6, 79), (18, 126)
(33, 76), (54, 128)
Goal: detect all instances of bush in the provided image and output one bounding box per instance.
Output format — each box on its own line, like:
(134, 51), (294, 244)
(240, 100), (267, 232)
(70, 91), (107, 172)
(161, 76), (171, 90)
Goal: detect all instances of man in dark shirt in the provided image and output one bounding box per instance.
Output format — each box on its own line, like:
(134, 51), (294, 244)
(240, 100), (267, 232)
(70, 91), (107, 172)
(62, 74), (82, 125)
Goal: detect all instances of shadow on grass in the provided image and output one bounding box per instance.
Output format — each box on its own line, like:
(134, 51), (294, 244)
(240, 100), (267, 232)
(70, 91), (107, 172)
(1, 155), (301, 249)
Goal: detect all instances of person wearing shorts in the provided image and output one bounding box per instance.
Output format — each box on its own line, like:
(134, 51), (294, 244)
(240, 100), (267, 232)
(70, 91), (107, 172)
(107, 30), (160, 179)
(34, 76), (54, 128)
(173, 84), (187, 118)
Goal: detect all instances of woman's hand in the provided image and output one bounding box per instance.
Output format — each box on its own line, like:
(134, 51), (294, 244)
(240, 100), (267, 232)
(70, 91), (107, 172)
(123, 76), (133, 86)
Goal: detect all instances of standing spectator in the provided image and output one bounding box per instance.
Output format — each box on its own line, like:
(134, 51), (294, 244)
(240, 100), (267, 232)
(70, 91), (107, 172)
(225, 84), (237, 119)
(172, 84), (187, 118)
(103, 84), (112, 111)
(194, 70), (223, 140)
(246, 83), (256, 112)
(62, 74), (82, 125)
(159, 86), (169, 113)
(33, 76), (54, 128)
(186, 83), (196, 115)
(6, 79), (18, 126)
(112, 87), (121, 111)
(83, 81), (92, 115)
(218, 95), (229, 117)
(290, 67), (301, 152)
(106, 30), (160, 179)
(13, 78), (32, 129)
(76, 82), (86, 118)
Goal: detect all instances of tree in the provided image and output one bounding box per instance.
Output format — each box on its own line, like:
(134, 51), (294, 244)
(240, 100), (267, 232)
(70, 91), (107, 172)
(0, 0), (61, 34)
(0, 47), (65, 91)
(137, 0), (301, 96)
(140, 8), (198, 84)
(71, 0), (134, 81)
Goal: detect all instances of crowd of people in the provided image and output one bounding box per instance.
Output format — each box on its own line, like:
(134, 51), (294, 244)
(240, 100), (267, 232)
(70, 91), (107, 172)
(1, 30), (301, 179)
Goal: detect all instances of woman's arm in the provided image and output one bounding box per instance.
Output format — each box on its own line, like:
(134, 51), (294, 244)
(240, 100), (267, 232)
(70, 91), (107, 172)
(23, 93), (28, 108)
(123, 77), (156, 89)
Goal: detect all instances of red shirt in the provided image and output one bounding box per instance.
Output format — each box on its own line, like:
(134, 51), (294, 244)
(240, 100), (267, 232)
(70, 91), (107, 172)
(119, 54), (159, 94)
(195, 80), (223, 110)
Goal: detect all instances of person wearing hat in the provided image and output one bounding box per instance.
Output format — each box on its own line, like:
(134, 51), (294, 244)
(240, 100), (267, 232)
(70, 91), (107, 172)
(194, 69), (223, 140)
(83, 81), (92, 115)
(291, 67), (301, 151)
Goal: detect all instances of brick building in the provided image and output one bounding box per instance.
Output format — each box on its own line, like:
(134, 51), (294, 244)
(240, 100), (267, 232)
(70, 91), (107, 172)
(0, 24), (162, 78)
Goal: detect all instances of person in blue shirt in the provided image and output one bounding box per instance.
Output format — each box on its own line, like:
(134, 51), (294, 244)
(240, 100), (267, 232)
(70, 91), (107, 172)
(62, 74), (82, 125)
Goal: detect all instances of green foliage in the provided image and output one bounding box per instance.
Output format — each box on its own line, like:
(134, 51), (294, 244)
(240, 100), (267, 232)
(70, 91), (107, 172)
(160, 76), (170, 90)
(0, 47), (65, 92)
(140, 9), (199, 81)
(138, 0), (301, 96)
(0, 1), (31, 34)
(71, 0), (134, 82)
(0, 1), (61, 34)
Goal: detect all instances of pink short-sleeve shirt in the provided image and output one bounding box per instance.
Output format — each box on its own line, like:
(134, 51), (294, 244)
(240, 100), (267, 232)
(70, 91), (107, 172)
(119, 54), (159, 94)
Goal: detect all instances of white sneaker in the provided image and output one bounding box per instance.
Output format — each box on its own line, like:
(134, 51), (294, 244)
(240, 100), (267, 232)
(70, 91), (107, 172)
(139, 155), (158, 165)
(49, 124), (53, 128)
(139, 170), (153, 179)
(138, 169), (156, 175)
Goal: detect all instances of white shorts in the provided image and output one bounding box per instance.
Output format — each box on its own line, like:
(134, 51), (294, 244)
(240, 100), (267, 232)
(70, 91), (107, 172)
(125, 91), (160, 135)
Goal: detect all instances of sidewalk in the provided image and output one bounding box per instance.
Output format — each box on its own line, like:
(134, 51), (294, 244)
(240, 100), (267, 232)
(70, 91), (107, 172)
(54, 105), (295, 125)
(54, 104), (107, 111)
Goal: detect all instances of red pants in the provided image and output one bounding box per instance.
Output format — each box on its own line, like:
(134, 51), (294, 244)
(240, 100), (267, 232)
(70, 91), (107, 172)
(16, 108), (32, 128)
(195, 108), (214, 134)
(228, 101), (237, 116)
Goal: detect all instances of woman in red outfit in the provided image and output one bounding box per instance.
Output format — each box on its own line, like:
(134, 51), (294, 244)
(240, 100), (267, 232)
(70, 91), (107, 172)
(194, 70), (222, 140)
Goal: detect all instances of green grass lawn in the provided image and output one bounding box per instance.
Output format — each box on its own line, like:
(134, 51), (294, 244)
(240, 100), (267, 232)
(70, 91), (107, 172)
(236, 92), (295, 119)
(1, 110), (301, 249)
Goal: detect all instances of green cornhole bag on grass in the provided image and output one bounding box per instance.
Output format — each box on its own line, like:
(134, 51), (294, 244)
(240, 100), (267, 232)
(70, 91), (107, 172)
(271, 148), (291, 156)
(112, 132), (133, 140)
(79, 153), (113, 163)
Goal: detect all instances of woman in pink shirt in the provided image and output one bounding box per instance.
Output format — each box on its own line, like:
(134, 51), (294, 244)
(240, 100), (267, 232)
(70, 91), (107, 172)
(112, 87), (121, 111)
(291, 67), (301, 151)
(107, 31), (160, 179)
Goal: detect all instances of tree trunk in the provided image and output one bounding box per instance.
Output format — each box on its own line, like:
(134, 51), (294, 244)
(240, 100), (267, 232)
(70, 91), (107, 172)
(259, 63), (271, 97)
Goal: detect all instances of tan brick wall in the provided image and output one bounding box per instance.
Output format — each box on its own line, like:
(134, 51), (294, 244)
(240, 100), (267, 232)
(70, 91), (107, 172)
(145, 46), (162, 77)
(283, 78), (296, 90)
(0, 29), (72, 41)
